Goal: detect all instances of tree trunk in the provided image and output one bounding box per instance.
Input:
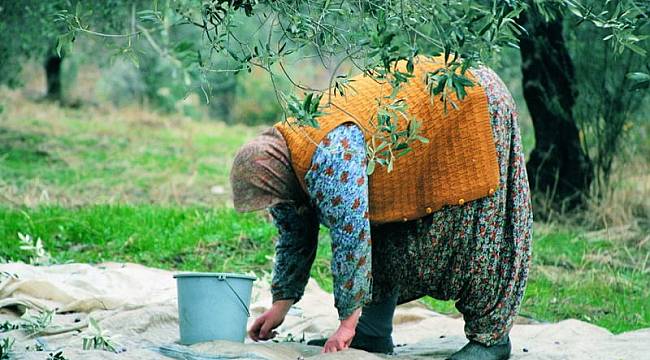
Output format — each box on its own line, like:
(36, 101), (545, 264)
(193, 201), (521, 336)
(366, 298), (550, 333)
(44, 51), (63, 102)
(518, 9), (593, 209)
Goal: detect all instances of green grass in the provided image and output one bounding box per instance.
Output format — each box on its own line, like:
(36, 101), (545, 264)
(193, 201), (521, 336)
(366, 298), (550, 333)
(1, 205), (648, 334)
(0, 206), (277, 272)
(0, 101), (259, 206)
(0, 204), (334, 297)
(0, 205), (334, 289)
(423, 227), (650, 333)
(1, 93), (648, 335)
(522, 228), (649, 333)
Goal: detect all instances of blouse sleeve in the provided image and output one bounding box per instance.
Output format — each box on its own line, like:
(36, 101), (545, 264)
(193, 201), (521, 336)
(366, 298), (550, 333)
(304, 124), (372, 320)
(268, 203), (319, 304)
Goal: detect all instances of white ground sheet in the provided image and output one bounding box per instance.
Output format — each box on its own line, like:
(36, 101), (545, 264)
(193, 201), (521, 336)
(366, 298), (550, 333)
(0, 262), (647, 359)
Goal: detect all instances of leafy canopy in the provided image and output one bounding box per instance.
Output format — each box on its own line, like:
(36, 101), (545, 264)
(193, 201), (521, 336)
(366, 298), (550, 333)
(6, 0), (649, 172)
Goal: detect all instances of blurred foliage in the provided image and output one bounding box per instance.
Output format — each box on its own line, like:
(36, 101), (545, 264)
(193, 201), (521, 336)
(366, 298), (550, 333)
(1, 0), (648, 177)
(0, 1), (66, 88)
(97, 59), (148, 106)
(3, 0), (648, 106)
(0, 0), (132, 88)
(50, 0), (529, 171)
(569, 0), (650, 191)
(59, 51), (81, 100)
(230, 67), (288, 125)
(91, 15), (286, 123)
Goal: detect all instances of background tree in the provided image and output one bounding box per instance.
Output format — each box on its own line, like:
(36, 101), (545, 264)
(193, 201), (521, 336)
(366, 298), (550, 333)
(56, 0), (528, 172)
(3, 0), (648, 207)
(0, 1), (132, 102)
(0, 1), (65, 97)
(568, 0), (650, 194)
(519, 0), (648, 210)
(518, 5), (593, 208)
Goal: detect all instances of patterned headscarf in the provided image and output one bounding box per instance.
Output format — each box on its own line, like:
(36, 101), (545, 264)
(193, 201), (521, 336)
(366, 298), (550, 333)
(230, 127), (305, 212)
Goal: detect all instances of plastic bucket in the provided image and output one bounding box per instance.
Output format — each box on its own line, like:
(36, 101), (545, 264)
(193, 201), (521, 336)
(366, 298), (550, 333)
(174, 272), (255, 345)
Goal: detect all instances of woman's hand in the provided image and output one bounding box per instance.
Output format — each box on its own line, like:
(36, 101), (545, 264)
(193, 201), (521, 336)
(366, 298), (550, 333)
(248, 299), (294, 341)
(323, 324), (356, 353)
(323, 308), (362, 353)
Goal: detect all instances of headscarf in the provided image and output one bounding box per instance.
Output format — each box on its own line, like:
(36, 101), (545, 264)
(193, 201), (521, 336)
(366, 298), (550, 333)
(230, 127), (305, 212)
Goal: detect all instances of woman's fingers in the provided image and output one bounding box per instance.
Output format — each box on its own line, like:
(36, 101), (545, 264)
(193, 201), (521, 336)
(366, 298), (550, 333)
(248, 316), (265, 341)
(322, 340), (331, 353)
(323, 339), (348, 353)
(325, 343), (344, 352)
(259, 320), (274, 339)
(249, 309), (285, 341)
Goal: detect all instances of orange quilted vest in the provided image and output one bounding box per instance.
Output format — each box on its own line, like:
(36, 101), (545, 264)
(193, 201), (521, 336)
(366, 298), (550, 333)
(275, 56), (499, 223)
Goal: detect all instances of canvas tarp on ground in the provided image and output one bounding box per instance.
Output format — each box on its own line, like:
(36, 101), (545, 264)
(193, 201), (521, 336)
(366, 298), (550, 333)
(0, 262), (647, 359)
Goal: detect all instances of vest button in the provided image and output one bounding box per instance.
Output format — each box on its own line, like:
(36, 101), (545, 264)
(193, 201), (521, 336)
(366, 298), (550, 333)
(425, 207), (433, 214)
(402, 217), (408, 222)
(488, 188), (495, 195)
(458, 198), (465, 205)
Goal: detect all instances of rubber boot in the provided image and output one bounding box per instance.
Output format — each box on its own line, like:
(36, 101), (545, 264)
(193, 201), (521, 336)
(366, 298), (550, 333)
(447, 336), (512, 360)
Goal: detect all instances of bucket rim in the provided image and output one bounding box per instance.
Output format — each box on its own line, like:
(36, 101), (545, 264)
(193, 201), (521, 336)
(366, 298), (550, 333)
(173, 272), (256, 280)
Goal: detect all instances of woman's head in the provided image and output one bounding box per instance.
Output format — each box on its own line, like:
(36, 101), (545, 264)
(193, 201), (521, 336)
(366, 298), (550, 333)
(230, 127), (304, 212)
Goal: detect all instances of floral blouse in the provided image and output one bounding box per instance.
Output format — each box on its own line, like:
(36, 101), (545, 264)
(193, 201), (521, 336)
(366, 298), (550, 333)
(269, 124), (372, 319)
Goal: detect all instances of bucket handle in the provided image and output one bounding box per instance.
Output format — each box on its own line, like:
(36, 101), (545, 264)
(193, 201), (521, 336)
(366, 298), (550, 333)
(217, 275), (251, 317)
